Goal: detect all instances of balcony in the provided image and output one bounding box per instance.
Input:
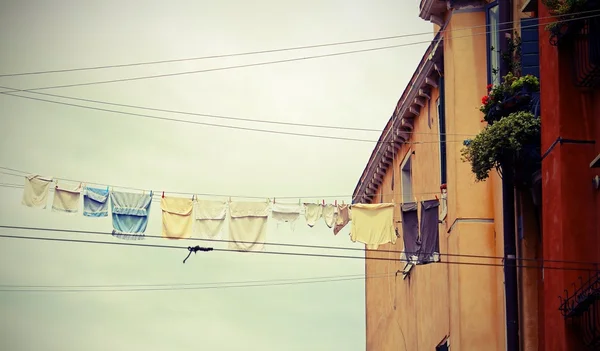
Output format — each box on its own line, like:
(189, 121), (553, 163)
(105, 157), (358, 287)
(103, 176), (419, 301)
(559, 271), (600, 349)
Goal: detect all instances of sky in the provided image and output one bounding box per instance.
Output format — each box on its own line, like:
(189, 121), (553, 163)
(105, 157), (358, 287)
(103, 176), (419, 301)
(0, 1), (432, 350)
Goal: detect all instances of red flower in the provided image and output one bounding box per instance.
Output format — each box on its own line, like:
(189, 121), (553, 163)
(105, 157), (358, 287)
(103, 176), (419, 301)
(481, 95), (490, 104)
(487, 84), (493, 91)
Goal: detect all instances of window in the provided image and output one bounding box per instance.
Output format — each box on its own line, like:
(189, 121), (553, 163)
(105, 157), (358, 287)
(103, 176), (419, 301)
(401, 151), (413, 203)
(486, 2), (500, 85)
(436, 337), (450, 351)
(437, 76), (447, 186)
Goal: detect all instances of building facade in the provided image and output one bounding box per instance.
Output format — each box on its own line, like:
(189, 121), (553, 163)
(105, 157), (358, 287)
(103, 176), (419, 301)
(534, 0), (600, 350)
(352, 1), (512, 349)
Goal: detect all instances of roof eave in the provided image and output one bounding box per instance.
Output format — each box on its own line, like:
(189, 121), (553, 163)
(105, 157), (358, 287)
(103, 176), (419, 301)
(352, 34), (444, 204)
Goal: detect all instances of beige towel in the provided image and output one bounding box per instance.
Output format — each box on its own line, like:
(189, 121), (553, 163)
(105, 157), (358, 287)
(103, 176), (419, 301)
(161, 196), (194, 239)
(229, 200), (270, 251)
(322, 204), (338, 228)
(22, 175), (53, 209)
(194, 199), (227, 238)
(304, 203), (323, 227)
(52, 183), (82, 214)
(350, 203), (395, 250)
(333, 204), (351, 235)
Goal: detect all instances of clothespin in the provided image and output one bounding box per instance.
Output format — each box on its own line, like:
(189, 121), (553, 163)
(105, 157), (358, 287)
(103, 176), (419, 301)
(298, 198), (301, 205)
(322, 199), (325, 206)
(162, 191), (165, 198)
(274, 197), (276, 204)
(106, 186), (109, 192)
(335, 200), (337, 206)
(342, 200), (345, 205)
(228, 196), (231, 202)
(435, 195), (439, 200)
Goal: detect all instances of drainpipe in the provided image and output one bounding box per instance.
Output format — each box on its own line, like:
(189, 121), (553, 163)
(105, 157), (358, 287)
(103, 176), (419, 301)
(499, 1), (520, 351)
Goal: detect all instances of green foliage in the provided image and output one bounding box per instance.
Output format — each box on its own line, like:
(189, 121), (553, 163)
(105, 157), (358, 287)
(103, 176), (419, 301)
(542, 0), (589, 30)
(479, 74), (540, 116)
(510, 74), (540, 91)
(461, 111), (541, 182)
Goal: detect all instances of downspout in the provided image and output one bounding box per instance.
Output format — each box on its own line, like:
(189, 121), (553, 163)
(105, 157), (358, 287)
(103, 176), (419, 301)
(499, 1), (520, 350)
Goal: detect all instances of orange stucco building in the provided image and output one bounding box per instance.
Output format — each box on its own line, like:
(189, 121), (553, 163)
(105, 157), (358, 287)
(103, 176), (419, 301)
(351, 1), (527, 350)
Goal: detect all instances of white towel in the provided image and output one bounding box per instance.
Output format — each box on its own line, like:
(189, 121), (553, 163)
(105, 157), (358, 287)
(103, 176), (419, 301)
(228, 201), (270, 251)
(52, 183), (82, 214)
(194, 199), (227, 238)
(304, 203), (323, 227)
(272, 202), (302, 230)
(22, 175), (53, 209)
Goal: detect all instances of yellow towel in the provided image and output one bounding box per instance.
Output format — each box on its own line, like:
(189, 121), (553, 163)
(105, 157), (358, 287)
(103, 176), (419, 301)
(161, 196), (194, 239)
(350, 203), (395, 250)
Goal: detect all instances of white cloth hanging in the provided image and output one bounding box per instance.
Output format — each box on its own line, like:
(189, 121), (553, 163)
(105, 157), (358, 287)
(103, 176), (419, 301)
(304, 203), (323, 227)
(322, 204), (338, 228)
(194, 199), (227, 238)
(271, 202), (302, 230)
(21, 175), (53, 209)
(228, 200), (271, 251)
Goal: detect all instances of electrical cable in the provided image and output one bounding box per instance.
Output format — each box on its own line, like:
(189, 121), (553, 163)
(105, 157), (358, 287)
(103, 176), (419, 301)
(0, 92), (475, 143)
(2, 8), (588, 78)
(0, 233), (598, 276)
(1, 225), (599, 267)
(0, 85), (476, 137)
(2, 12), (599, 92)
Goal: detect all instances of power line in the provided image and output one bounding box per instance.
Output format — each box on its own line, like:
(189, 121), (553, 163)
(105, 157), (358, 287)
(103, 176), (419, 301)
(2, 225), (599, 267)
(0, 86), (476, 137)
(0, 275), (380, 293)
(0, 272), (381, 289)
(0, 233), (598, 275)
(0, 92), (471, 144)
(3, 12), (599, 92)
(0, 9), (597, 79)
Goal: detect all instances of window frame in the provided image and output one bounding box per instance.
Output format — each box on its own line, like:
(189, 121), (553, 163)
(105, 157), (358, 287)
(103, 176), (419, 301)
(400, 150), (413, 203)
(486, 1), (501, 86)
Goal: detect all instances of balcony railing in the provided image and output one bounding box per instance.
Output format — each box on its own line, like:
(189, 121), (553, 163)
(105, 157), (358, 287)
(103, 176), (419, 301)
(559, 270), (600, 349)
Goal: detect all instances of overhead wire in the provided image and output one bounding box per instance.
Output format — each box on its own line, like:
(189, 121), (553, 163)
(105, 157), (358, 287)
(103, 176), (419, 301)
(0, 232), (598, 276)
(0, 92), (475, 143)
(1, 8), (583, 78)
(1, 225), (599, 267)
(0, 86), (476, 137)
(1, 15), (596, 142)
(0, 9), (598, 90)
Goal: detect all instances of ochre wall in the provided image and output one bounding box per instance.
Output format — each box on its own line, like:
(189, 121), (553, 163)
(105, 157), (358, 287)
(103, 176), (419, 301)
(364, 11), (507, 350)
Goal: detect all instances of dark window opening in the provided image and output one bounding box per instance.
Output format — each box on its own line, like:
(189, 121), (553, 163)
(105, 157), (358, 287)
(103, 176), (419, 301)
(438, 77), (447, 185)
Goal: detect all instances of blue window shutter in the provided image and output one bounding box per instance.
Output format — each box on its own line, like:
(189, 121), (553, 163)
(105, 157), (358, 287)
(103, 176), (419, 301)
(521, 18), (540, 78)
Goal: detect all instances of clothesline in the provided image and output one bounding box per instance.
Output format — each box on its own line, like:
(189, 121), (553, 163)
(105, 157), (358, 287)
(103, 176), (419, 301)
(15, 170), (444, 253)
(0, 167), (445, 199)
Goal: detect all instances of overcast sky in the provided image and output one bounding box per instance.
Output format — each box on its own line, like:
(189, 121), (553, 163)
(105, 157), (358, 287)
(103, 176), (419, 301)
(0, 1), (432, 350)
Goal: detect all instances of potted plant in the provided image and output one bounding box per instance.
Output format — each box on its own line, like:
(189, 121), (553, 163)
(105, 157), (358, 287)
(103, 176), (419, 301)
(542, 0), (600, 46)
(479, 74), (540, 124)
(461, 111), (541, 186)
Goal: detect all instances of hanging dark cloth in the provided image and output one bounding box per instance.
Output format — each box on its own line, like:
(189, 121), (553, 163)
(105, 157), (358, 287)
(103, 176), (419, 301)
(418, 199), (440, 264)
(400, 202), (420, 263)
